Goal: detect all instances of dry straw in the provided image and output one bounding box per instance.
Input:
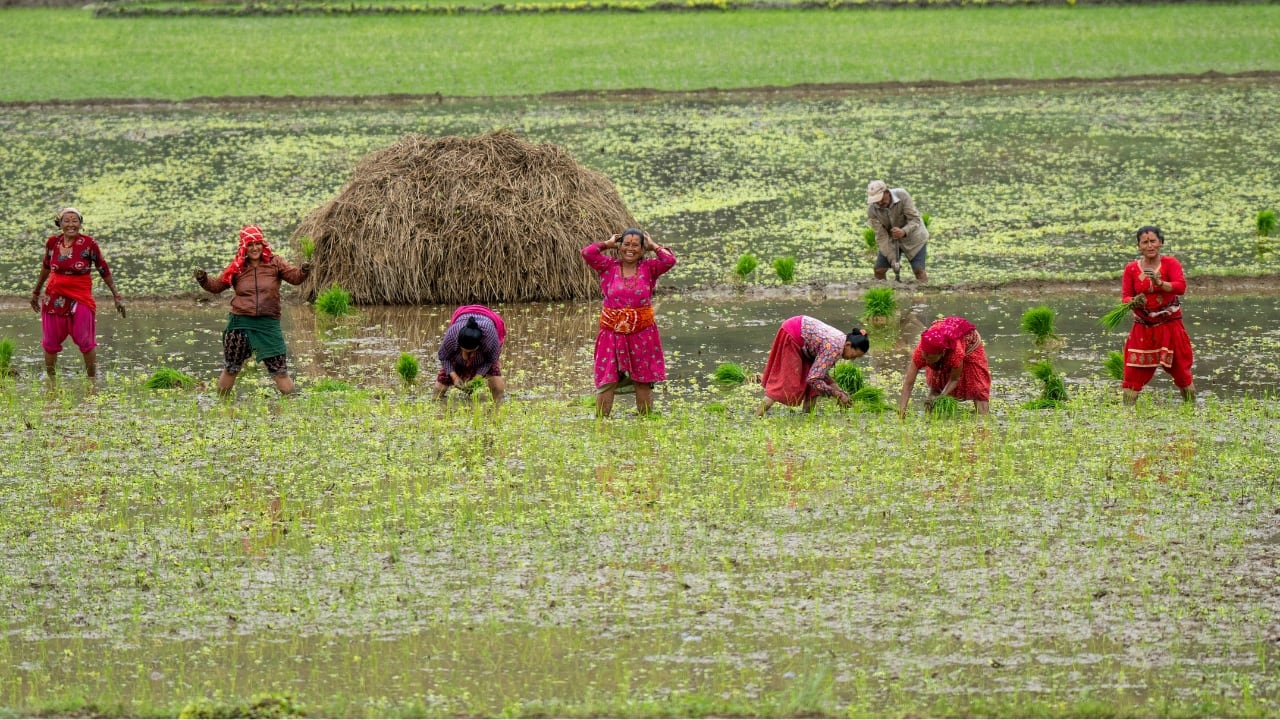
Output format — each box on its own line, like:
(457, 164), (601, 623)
(292, 130), (636, 304)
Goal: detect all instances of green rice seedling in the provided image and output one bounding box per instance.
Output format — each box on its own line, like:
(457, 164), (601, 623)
(312, 378), (353, 392)
(395, 353), (419, 385)
(1257, 209), (1277, 237)
(143, 366), (196, 390)
(930, 395), (960, 418)
(299, 235), (316, 261)
(315, 284), (353, 317)
(1020, 305), (1058, 345)
(921, 213), (933, 229)
(772, 256), (796, 284)
(733, 253), (758, 282)
(1025, 360), (1068, 408)
(711, 362), (747, 387)
(1104, 350), (1125, 381)
(830, 360), (865, 396)
(850, 385), (891, 412)
(862, 227), (877, 253)
(0, 337), (14, 377)
(463, 377), (486, 395)
(1099, 302), (1132, 331)
(863, 287), (896, 323)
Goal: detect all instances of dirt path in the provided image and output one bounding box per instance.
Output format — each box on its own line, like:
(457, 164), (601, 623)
(2, 70), (1277, 110)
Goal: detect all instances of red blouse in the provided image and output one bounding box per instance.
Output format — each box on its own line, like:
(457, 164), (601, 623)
(44, 234), (112, 279)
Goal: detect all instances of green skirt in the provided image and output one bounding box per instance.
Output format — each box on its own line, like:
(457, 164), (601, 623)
(224, 314), (288, 360)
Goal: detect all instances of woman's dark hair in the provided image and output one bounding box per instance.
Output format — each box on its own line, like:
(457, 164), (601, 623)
(458, 317), (484, 351)
(846, 327), (870, 353)
(1136, 225), (1164, 244)
(620, 228), (644, 241)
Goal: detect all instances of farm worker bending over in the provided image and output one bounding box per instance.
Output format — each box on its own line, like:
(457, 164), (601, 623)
(194, 225), (310, 397)
(867, 179), (929, 284)
(757, 317), (870, 416)
(30, 207), (127, 380)
(581, 228), (677, 417)
(898, 316), (991, 416)
(1120, 224), (1196, 405)
(435, 305), (506, 408)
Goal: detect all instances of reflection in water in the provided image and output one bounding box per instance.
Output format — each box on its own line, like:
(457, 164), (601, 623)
(0, 291), (1278, 398)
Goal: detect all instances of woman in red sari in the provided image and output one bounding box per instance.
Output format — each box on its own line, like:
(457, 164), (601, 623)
(898, 316), (991, 416)
(29, 208), (126, 380)
(1120, 225), (1195, 404)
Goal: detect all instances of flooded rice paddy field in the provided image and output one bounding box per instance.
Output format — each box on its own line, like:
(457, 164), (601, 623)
(2, 79), (1280, 294)
(0, 288), (1278, 400)
(0, 290), (1279, 715)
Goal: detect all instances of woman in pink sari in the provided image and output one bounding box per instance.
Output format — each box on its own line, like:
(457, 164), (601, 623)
(581, 228), (676, 417)
(898, 316), (991, 416)
(756, 317), (869, 416)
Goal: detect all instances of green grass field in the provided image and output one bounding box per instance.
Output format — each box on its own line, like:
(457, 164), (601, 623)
(2, 5), (1279, 101)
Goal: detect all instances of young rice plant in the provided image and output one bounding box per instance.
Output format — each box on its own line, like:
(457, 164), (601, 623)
(1257, 209), (1276, 237)
(863, 287), (896, 322)
(831, 360), (865, 396)
(1104, 350), (1125, 381)
(395, 353), (419, 385)
(1020, 305), (1058, 345)
(862, 227), (877, 253)
(712, 362), (747, 387)
(143, 366), (196, 390)
(316, 284), (354, 317)
(0, 337), (14, 377)
(1100, 302), (1132, 331)
(773, 256), (796, 284)
(733, 253), (758, 282)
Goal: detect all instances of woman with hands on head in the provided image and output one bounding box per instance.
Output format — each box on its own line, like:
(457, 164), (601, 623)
(30, 207), (126, 381)
(581, 228), (677, 417)
(194, 225), (310, 397)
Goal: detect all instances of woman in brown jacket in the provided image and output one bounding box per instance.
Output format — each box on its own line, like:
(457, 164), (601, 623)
(195, 225), (310, 396)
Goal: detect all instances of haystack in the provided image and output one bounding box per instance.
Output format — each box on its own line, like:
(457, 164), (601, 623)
(292, 130), (635, 305)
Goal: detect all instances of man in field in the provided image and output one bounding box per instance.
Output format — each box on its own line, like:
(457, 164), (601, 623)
(866, 179), (929, 283)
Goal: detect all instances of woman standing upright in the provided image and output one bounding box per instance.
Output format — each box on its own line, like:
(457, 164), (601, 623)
(195, 225), (310, 396)
(581, 228), (677, 417)
(30, 207), (126, 380)
(898, 316), (991, 416)
(1120, 225), (1195, 404)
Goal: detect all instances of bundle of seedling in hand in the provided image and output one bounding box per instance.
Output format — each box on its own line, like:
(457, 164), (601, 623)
(831, 361), (891, 413)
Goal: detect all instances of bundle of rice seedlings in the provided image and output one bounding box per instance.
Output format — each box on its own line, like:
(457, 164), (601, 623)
(921, 213), (933, 230)
(0, 338), (14, 377)
(773, 256), (797, 284)
(711, 362), (747, 387)
(395, 353), (419, 385)
(1020, 306), (1058, 345)
(298, 236), (315, 261)
(930, 395), (960, 418)
(316, 285), (353, 317)
(850, 386), (891, 412)
(292, 130), (635, 304)
(831, 360), (865, 396)
(144, 366), (196, 390)
(1104, 350), (1125, 381)
(733, 254), (758, 282)
(463, 377), (487, 395)
(1025, 360), (1068, 408)
(1258, 209), (1277, 237)
(863, 287), (896, 322)
(862, 227), (877, 253)
(312, 378), (353, 392)
(1099, 302), (1132, 331)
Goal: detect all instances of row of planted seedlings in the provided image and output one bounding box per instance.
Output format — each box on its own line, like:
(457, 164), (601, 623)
(1, 369), (1278, 715)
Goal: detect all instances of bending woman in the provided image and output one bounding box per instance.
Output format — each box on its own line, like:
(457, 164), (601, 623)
(757, 317), (869, 416)
(436, 304), (506, 408)
(195, 225), (310, 396)
(898, 316), (991, 416)
(581, 228), (677, 417)
(1120, 224), (1195, 404)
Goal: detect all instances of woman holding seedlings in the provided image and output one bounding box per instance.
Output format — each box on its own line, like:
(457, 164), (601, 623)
(581, 228), (677, 417)
(756, 317), (870, 416)
(194, 225), (310, 396)
(435, 305), (506, 408)
(1120, 225), (1195, 404)
(898, 316), (991, 416)
(30, 207), (126, 380)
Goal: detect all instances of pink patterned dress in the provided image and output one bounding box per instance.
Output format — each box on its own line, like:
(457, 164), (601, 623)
(581, 242), (677, 387)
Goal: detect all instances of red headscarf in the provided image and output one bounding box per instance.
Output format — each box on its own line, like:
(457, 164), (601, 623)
(219, 225), (275, 285)
(919, 316), (976, 355)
